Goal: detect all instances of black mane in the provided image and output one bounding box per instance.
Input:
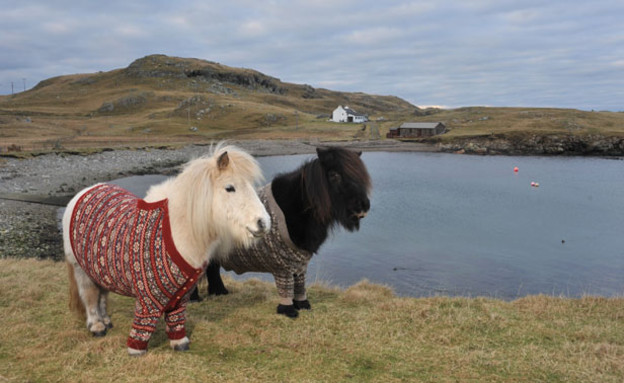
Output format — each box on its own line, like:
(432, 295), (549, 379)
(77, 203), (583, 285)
(271, 147), (371, 253)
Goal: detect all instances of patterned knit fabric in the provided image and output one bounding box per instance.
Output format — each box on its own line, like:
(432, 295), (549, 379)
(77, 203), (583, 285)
(69, 184), (203, 350)
(220, 184), (313, 300)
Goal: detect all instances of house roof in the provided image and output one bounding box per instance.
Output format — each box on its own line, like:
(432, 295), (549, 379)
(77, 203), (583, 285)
(342, 106), (366, 117)
(399, 122), (444, 129)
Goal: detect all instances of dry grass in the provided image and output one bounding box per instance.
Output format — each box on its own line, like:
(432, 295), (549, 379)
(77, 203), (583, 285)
(418, 107), (624, 141)
(6, 55), (622, 156)
(2, 258), (624, 382)
(0, 55), (415, 153)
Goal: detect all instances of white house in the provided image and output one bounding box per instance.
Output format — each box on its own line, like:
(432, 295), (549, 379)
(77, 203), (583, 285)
(331, 105), (368, 123)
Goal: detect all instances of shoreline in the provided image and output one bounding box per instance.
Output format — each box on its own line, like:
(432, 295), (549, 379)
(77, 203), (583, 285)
(0, 139), (435, 260)
(0, 139), (437, 196)
(1, 137), (621, 261)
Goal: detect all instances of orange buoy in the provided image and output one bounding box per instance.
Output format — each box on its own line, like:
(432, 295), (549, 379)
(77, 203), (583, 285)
(513, 167), (519, 173)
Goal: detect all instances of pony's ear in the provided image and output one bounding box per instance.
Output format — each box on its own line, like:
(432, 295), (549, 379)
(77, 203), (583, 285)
(316, 147), (334, 166)
(356, 151), (362, 157)
(217, 151), (230, 171)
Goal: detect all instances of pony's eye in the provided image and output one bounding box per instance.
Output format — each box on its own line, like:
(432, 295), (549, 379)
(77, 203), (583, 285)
(225, 185), (236, 193)
(328, 170), (342, 184)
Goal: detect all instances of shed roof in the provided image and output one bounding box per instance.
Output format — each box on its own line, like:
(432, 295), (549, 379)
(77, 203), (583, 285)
(399, 122), (444, 129)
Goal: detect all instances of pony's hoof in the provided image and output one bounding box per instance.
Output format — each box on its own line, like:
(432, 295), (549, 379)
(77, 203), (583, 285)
(127, 347), (147, 357)
(170, 336), (190, 352)
(209, 286), (229, 296)
(173, 343), (190, 352)
(88, 322), (108, 337)
(92, 329), (107, 337)
(189, 288), (203, 303)
(277, 304), (299, 318)
(293, 299), (312, 310)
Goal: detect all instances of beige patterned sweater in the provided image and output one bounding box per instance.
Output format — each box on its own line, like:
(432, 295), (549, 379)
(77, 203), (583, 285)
(219, 184), (313, 300)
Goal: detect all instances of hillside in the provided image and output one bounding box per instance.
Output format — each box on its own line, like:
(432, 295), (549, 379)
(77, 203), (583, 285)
(0, 54), (623, 155)
(0, 54), (417, 151)
(421, 107), (624, 155)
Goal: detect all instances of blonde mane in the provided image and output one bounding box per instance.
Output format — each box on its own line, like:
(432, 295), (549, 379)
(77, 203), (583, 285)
(145, 143), (266, 268)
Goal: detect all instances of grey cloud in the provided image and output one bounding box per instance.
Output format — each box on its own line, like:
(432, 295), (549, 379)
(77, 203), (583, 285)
(0, 0), (622, 110)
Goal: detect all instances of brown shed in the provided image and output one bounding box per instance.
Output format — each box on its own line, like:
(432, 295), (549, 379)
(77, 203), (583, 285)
(387, 122), (446, 138)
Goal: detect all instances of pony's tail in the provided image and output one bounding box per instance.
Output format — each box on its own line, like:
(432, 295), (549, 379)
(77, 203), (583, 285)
(67, 262), (86, 319)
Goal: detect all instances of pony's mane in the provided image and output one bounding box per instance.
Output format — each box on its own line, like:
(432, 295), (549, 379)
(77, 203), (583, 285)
(148, 143), (264, 259)
(301, 148), (372, 224)
(329, 147), (372, 194)
(190, 143), (264, 185)
(301, 159), (331, 224)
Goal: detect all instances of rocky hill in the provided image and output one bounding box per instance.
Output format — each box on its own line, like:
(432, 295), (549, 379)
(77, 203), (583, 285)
(421, 107), (624, 156)
(1, 54), (623, 155)
(0, 54), (419, 151)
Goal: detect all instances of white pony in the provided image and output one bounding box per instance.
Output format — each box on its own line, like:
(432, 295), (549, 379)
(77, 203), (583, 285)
(63, 144), (270, 355)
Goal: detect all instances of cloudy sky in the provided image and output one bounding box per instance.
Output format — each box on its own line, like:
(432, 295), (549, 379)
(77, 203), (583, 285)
(2, 0), (623, 111)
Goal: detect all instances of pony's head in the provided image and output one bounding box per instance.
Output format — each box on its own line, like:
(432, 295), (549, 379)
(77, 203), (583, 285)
(180, 144), (271, 253)
(304, 147), (372, 231)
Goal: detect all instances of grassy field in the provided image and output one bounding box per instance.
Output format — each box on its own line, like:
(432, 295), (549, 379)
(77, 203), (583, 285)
(423, 107), (624, 140)
(2, 258), (624, 382)
(0, 55), (413, 153)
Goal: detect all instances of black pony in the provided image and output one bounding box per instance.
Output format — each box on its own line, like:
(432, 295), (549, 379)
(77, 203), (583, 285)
(190, 146), (372, 317)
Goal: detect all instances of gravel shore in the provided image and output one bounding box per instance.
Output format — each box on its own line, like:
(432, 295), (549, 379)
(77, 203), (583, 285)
(0, 139), (435, 260)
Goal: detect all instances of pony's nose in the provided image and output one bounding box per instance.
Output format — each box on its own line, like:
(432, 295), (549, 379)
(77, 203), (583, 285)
(255, 216), (270, 235)
(361, 197), (370, 212)
(248, 217), (269, 238)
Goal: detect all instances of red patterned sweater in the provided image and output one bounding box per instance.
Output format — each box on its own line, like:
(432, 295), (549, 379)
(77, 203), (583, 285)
(69, 184), (203, 350)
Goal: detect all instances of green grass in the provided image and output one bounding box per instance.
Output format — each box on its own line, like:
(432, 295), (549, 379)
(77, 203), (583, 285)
(2, 258), (624, 382)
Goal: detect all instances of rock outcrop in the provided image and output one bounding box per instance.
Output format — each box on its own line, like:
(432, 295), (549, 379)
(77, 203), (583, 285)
(437, 135), (624, 156)
(124, 54), (286, 94)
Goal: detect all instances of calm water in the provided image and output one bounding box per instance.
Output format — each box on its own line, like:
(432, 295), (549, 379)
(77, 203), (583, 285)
(112, 152), (624, 299)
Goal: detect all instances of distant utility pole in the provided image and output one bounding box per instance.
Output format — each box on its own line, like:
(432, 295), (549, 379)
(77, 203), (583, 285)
(11, 81), (14, 94)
